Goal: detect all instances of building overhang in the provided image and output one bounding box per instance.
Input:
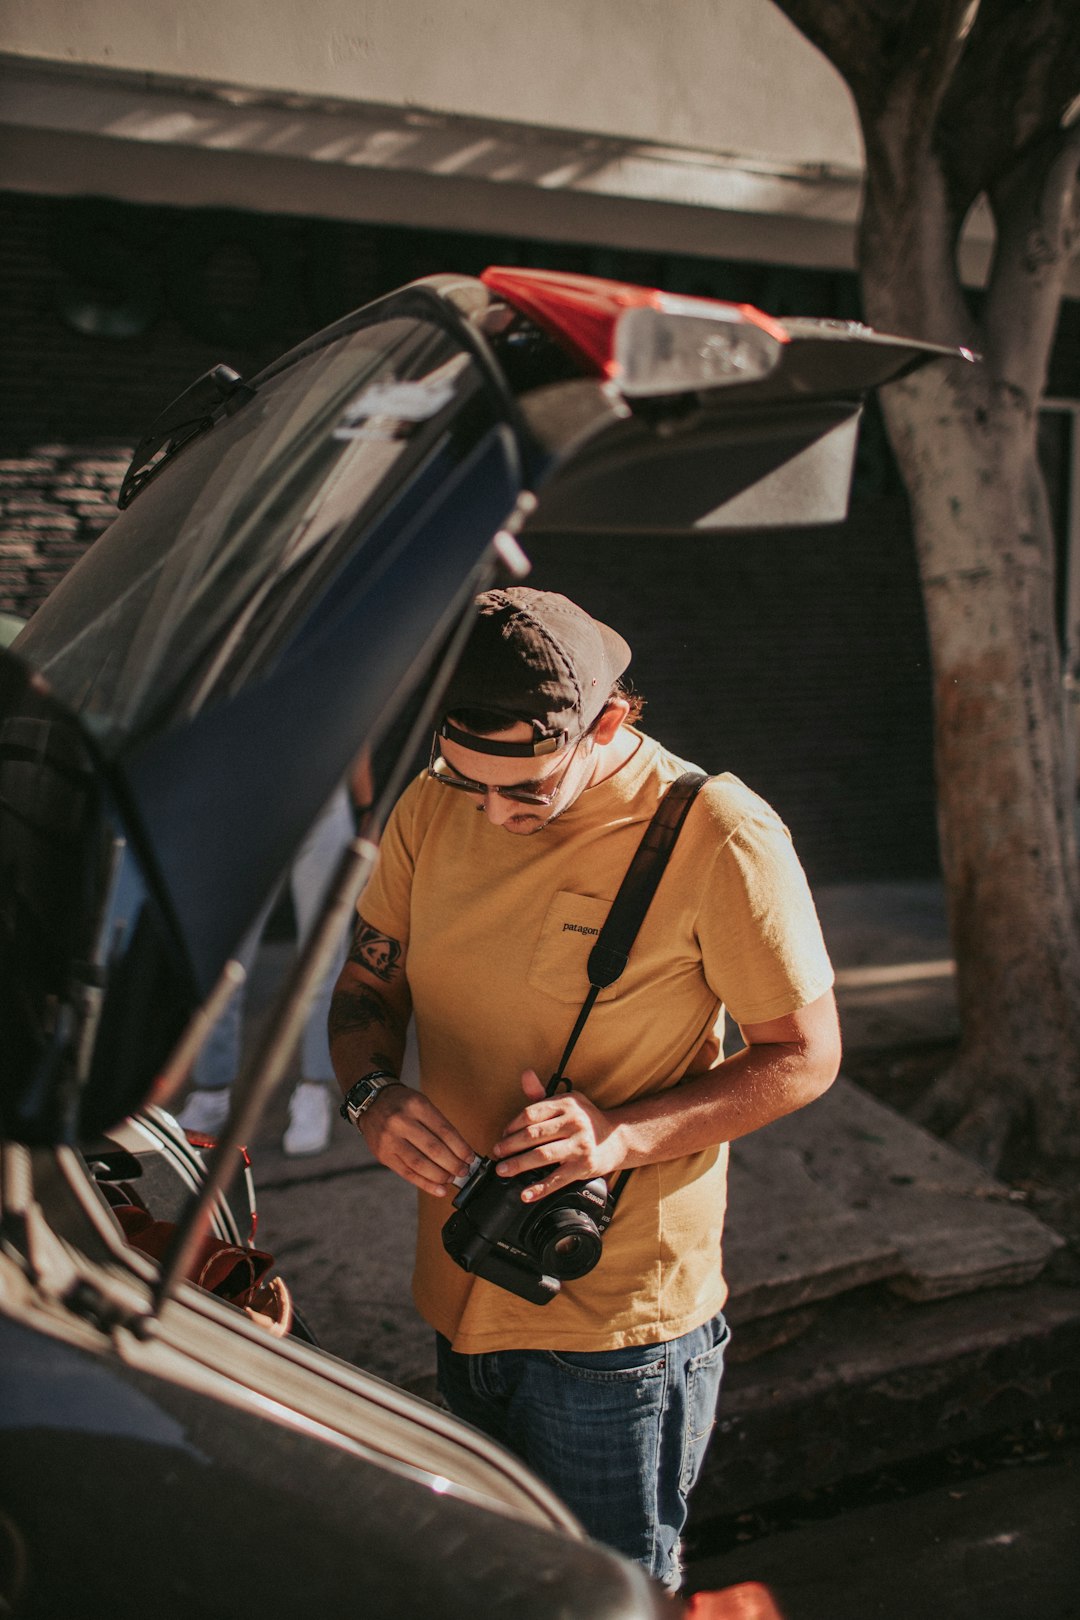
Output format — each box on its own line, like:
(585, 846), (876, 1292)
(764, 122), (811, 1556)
(0, 55), (1040, 291)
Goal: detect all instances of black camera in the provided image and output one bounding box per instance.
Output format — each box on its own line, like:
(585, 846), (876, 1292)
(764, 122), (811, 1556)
(442, 1155), (615, 1305)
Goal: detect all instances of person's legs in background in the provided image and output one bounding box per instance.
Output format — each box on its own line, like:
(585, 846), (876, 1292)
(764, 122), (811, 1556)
(175, 914), (265, 1136)
(282, 786), (353, 1156)
(177, 786), (353, 1154)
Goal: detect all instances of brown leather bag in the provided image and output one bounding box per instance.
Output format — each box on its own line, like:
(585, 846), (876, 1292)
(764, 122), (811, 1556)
(112, 1203), (294, 1335)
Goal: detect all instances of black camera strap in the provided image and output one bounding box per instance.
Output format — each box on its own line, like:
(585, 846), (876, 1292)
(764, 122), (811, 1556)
(546, 769), (709, 1207)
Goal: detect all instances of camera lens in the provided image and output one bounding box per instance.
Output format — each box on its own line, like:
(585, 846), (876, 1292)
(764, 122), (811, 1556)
(529, 1207), (602, 1280)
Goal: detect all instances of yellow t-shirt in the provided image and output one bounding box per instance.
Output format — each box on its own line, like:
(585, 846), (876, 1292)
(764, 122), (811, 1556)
(359, 729), (833, 1353)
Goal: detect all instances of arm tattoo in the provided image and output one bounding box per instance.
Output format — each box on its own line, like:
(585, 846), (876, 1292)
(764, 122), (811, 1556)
(348, 919), (402, 983)
(328, 986), (395, 1044)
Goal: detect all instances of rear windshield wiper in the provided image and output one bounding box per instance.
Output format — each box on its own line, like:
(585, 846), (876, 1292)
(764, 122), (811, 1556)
(118, 365), (256, 509)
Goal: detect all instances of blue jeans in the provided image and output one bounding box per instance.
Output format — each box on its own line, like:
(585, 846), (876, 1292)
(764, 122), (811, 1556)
(192, 787), (353, 1090)
(435, 1312), (730, 1588)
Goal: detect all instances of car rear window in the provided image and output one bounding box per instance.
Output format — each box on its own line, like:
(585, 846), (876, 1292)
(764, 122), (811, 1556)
(15, 314), (487, 746)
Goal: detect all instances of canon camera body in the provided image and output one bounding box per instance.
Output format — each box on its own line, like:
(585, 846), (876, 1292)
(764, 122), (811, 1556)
(442, 1154), (616, 1305)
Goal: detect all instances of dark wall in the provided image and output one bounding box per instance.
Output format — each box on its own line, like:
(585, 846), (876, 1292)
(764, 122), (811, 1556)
(527, 499), (938, 886)
(1, 188), (945, 882)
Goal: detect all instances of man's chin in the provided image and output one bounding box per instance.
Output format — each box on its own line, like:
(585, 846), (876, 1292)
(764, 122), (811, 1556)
(477, 805), (564, 834)
(503, 815), (547, 834)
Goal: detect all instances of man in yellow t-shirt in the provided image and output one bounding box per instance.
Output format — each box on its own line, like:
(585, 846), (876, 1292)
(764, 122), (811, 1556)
(330, 587), (840, 1588)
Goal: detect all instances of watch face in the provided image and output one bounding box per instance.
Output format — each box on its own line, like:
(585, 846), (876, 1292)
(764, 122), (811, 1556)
(341, 1073), (397, 1123)
(352, 1077), (384, 1114)
(340, 1080), (370, 1121)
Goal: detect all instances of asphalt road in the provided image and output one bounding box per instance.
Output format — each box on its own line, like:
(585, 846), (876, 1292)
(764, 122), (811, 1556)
(685, 1441), (1080, 1620)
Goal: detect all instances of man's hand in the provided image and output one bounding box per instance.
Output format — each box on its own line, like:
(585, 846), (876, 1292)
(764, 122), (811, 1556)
(486, 989), (841, 1204)
(360, 1084), (477, 1199)
(490, 1070), (626, 1202)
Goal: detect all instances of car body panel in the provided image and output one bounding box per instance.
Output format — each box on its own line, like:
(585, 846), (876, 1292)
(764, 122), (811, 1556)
(1, 1285), (663, 1620)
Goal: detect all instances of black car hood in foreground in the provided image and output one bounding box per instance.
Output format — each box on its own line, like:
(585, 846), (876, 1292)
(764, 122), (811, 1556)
(0, 269), (968, 1145)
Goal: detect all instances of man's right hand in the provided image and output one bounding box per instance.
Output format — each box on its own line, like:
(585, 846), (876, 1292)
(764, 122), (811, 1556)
(329, 912), (475, 1195)
(359, 1084), (476, 1198)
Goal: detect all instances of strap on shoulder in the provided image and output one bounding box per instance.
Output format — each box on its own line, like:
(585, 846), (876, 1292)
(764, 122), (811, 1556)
(547, 770), (708, 1094)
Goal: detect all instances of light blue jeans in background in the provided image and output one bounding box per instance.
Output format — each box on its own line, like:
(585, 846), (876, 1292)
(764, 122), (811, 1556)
(191, 786), (354, 1090)
(435, 1310), (730, 1588)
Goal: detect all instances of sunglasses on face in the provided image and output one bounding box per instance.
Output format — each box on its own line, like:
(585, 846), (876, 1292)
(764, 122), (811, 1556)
(427, 732), (586, 806)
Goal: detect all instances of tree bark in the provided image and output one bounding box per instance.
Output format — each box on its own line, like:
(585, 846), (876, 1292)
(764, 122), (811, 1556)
(861, 129), (1080, 1165)
(880, 358), (1080, 1165)
(772, 0), (1080, 1166)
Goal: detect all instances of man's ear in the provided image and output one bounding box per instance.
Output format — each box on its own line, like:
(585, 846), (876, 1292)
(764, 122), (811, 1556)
(593, 698), (631, 744)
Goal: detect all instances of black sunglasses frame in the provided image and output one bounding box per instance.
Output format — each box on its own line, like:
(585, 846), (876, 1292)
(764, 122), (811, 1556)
(427, 731), (586, 806)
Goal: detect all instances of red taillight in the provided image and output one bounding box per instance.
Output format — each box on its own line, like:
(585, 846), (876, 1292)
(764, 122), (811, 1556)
(481, 265), (787, 387)
(481, 267), (661, 377)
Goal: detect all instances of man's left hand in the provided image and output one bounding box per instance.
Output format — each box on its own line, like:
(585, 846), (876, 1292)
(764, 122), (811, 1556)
(491, 1070), (626, 1200)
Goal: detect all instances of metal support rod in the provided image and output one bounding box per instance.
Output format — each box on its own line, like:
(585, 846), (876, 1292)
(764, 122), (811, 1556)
(151, 827), (381, 1312)
(150, 958), (248, 1112)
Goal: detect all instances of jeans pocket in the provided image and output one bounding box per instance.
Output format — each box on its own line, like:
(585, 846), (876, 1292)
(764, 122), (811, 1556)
(679, 1321), (730, 1494)
(546, 1343), (667, 1381)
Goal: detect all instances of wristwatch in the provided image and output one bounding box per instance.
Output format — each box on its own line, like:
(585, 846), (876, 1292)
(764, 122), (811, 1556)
(339, 1070), (403, 1127)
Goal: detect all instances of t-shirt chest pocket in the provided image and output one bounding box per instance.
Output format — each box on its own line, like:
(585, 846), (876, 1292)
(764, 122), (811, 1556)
(526, 891), (621, 1005)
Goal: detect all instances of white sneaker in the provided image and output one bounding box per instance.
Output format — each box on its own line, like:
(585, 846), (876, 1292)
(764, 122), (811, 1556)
(283, 1081), (332, 1157)
(176, 1088), (230, 1136)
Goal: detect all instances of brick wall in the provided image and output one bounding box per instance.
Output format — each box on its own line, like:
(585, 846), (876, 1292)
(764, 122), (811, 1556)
(0, 445), (129, 619)
(0, 445), (129, 620)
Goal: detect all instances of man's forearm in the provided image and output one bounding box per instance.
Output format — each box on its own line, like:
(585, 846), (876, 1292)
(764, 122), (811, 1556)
(328, 974), (408, 1091)
(611, 991), (840, 1168)
(611, 1033), (836, 1170)
(329, 959), (476, 1195)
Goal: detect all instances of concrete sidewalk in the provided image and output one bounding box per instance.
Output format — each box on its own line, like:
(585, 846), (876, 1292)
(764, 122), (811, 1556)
(816, 879), (960, 1053)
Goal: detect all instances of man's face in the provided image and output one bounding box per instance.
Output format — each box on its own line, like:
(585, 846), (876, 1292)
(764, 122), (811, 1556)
(437, 721), (594, 835)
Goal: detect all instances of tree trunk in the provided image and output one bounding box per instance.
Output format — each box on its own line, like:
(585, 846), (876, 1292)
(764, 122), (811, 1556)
(858, 127), (1080, 1167)
(880, 361), (1080, 1165)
